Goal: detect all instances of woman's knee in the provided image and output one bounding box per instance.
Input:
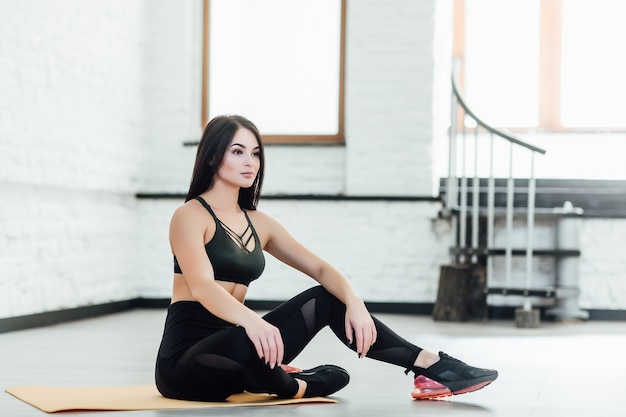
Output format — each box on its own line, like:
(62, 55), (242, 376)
(300, 285), (328, 298)
(299, 286), (346, 316)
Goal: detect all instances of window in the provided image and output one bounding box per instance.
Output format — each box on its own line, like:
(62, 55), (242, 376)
(203, 0), (346, 143)
(454, 0), (626, 131)
(560, 0), (626, 128)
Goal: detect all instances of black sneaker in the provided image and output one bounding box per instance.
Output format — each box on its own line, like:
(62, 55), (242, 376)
(410, 352), (498, 400)
(290, 364), (350, 398)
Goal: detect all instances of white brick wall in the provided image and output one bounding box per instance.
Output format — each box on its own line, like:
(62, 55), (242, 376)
(139, 0), (203, 193)
(0, 0), (145, 192)
(0, 0), (146, 318)
(345, 0), (440, 196)
(250, 200), (452, 302)
(0, 183), (139, 317)
(579, 219), (626, 310)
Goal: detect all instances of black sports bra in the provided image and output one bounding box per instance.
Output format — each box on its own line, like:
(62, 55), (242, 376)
(173, 196), (265, 286)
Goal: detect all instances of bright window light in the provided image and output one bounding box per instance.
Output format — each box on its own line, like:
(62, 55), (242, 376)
(561, 0), (626, 128)
(208, 0), (341, 135)
(465, 0), (540, 128)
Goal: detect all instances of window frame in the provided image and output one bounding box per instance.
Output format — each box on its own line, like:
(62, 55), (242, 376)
(201, 0), (347, 144)
(453, 0), (626, 133)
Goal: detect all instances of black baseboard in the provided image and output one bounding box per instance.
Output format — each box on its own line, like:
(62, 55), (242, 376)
(587, 309), (626, 321)
(0, 300), (137, 334)
(2, 298), (625, 333)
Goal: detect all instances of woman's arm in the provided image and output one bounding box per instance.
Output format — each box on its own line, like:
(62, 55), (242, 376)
(170, 204), (283, 368)
(255, 211), (377, 358)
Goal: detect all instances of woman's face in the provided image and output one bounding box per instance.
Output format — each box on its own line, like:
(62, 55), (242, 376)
(215, 127), (261, 189)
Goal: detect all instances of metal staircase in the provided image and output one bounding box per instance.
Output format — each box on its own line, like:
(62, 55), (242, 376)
(441, 66), (588, 325)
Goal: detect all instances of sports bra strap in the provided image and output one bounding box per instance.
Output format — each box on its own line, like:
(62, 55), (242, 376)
(194, 196), (254, 245)
(194, 196), (218, 219)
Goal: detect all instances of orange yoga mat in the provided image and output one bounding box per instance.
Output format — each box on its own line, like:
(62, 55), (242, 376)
(5, 384), (336, 413)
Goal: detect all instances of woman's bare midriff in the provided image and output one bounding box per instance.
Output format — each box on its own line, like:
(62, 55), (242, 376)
(170, 274), (248, 304)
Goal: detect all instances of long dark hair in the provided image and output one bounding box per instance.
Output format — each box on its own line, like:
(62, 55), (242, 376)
(185, 115), (265, 210)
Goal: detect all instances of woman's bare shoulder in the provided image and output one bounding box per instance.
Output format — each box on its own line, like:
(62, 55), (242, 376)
(246, 209), (279, 226)
(172, 199), (200, 218)
(170, 199), (213, 232)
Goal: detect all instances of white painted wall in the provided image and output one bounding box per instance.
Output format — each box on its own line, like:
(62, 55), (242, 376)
(1, 0), (625, 320)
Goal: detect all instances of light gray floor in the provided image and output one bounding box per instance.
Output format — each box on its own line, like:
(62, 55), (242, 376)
(1, 309), (624, 417)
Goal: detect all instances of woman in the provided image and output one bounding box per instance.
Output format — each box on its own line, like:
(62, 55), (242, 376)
(155, 115), (498, 401)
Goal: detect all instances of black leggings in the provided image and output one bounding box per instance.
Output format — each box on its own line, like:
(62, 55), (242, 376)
(155, 286), (423, 401)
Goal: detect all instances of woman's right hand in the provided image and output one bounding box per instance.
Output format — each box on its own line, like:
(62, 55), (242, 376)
(244, 318), (284, 369)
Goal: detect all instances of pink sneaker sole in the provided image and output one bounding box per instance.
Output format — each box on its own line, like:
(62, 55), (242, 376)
(411, 375), (494, 400)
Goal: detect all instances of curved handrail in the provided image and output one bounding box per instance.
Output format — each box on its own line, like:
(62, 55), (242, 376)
(451, 71), (546, 155)
(448, 65), (548, 314)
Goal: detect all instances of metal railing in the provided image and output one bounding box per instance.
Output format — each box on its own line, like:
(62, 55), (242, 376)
(446, 66), (546, 312)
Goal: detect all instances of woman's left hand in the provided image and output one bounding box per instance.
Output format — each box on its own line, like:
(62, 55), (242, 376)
(344, 300), (377, 358)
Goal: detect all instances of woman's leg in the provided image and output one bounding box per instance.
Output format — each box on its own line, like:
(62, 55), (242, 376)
(157, 286), (496, 401)
(262, 286), (422, 370)
(263, 285), (498, 399)
(157, 326), (299, 401)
